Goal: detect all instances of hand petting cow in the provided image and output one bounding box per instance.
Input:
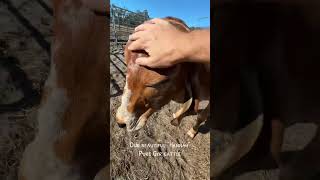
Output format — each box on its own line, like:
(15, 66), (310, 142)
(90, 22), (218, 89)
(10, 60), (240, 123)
(116, 17), (210, 139)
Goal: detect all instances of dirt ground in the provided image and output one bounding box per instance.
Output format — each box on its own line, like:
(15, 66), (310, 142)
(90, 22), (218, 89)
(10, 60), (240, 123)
(0, 0), (52, 179)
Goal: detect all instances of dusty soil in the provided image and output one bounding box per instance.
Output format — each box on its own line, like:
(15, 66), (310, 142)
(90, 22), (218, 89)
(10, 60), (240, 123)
(0, 0), (52, 179)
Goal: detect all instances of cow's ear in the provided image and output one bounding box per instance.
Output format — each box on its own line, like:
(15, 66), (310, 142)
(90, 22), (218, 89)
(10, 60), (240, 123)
(144, 65), (181, 87)
(143, 70), (169, 87)
(154, 64), (181, 78)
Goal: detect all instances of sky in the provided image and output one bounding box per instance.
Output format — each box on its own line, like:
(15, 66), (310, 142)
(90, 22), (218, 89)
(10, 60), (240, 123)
(110, 0), (210, 28)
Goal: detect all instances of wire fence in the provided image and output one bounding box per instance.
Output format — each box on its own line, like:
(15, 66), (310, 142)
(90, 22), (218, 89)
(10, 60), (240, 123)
(110, 4), (149, 47)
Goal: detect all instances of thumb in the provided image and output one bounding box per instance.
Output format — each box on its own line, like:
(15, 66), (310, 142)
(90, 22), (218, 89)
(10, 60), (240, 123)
(135, 57), (154, 67)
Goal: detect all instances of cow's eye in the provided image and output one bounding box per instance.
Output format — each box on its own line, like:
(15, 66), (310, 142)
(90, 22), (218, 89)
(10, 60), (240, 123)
(145, 103), (149, 108)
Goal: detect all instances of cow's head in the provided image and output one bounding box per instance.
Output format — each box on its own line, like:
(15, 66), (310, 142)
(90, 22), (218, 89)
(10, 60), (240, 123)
(116, 17), (191, 131)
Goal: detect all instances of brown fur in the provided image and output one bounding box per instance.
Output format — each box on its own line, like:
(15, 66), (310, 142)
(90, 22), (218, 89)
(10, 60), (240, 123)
(53, 1), (109, 178)
(20, 1), (109, 179)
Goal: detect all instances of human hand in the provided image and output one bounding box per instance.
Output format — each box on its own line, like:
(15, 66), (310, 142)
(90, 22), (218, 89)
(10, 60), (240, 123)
(128, 18), (190, 68)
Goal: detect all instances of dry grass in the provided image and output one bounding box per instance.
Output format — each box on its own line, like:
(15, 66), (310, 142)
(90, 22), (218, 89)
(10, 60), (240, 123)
(0, 0), (51, 179)
(110, 96), (210, 180)
(0, 110), (37, 180)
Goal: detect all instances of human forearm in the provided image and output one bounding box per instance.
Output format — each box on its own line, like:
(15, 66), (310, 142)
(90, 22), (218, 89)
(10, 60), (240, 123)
(182, 29), (210, 64)
(128, 18), (210, 68)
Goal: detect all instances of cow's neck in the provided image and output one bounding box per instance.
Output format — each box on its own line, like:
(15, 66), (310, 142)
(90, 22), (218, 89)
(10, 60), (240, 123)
(50, 0), (107, 167)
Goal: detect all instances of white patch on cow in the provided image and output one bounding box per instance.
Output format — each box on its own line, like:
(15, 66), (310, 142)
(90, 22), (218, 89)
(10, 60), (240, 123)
(116, 80), (135, 125)
(20, 62), (79, 180)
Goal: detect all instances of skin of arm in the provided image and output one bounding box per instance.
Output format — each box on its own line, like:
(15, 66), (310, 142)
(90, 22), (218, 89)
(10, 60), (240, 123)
(128, 18), (210, 68)
(184, 29), (210, 64)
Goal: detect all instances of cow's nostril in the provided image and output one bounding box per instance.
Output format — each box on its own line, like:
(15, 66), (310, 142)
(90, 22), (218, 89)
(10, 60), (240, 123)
(117, 122), (126, 128)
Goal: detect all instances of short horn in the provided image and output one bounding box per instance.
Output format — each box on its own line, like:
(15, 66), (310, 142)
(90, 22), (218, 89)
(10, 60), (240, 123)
(211, 114), (264, 177)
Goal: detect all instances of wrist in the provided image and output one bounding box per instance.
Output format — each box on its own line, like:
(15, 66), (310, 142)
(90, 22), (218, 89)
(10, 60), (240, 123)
(182, 29), (210, 63)
(175, 31), (194, 63)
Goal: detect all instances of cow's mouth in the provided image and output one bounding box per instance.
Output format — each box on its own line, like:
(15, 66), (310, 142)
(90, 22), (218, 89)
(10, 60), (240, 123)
(127, 117), (140, 131)
(127, 116), (147, 132)
(127, 108), (154, 132)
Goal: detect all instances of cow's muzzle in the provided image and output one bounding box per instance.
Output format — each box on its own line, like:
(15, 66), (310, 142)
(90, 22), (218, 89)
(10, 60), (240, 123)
(117, 122), (126, 128)
(127, 108), (154, 132)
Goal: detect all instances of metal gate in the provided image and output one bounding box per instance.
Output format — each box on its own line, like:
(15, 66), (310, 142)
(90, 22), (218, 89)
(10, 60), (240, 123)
(110, 4), (149, 46)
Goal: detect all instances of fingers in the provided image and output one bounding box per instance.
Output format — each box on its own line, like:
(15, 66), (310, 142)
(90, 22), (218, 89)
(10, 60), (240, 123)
(148, 18), (167, 25)
(136, 57), (170, 68)
(134, 18), (167, 32)
(134, 23), (154, 32)
(143, 19), (157, 25)
(135, 57), (153, 67)
(128, 31), (145, 41)
(127, 39), (145, 51)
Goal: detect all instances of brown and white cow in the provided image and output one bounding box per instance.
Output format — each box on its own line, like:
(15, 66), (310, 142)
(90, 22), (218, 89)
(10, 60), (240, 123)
(115, 17), (266, 179)
(19, 0), (109, 180)
(115, 17), (210, 138)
